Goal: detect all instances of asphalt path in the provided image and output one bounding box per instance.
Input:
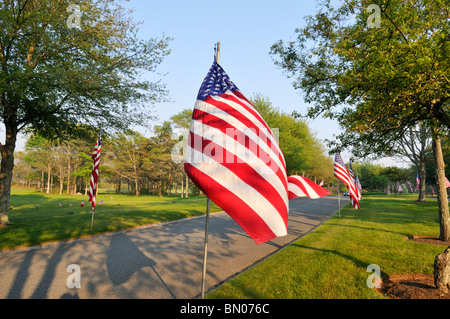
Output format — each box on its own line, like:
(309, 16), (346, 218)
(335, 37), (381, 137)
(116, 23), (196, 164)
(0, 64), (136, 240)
(0, 195), (348, 299)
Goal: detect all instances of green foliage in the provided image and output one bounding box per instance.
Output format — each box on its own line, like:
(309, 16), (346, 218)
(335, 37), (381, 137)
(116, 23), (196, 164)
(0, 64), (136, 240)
(0, 0), (172, 138)
(250, 94), (334, 181)
(270, 0), (450, 153)
(351, 162), (390, 191)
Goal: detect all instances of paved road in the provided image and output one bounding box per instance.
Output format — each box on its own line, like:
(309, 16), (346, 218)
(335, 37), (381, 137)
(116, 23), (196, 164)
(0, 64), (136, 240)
(0, 196), (347, 299)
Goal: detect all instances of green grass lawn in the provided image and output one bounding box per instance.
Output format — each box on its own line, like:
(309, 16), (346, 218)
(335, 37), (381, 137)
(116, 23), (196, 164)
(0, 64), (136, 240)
(207, 194), (449, 299)
(1, 187), (221, 251)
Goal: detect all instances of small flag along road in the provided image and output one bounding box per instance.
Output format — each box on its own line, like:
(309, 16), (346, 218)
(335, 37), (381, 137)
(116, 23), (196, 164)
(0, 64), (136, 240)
(0, 196), (347, 299)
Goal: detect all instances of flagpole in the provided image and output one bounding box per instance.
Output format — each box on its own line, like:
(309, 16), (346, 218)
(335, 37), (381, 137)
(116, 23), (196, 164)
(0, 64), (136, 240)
(200, 42), (220, 299)
(338, 180), (341, 218)
(201, 197), (211, 299)
(90, 186), (98, 230)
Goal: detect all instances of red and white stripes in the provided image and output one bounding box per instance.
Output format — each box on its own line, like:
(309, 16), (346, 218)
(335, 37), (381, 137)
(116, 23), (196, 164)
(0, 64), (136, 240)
(287, 175), (331, 200)
(184, 62), (288, 244)
(88, 130), (102, 211)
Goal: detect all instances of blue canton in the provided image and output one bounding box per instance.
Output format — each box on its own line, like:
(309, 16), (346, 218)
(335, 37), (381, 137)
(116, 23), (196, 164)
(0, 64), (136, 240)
(335, 153), (345, 166)
(197, 61), (239, 100)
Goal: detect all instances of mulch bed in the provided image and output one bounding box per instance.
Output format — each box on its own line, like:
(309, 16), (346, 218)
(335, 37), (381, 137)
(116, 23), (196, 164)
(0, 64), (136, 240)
(380, 235), (450, 299)
(381, 274), (450, 299)
(407, 235), (450, 246)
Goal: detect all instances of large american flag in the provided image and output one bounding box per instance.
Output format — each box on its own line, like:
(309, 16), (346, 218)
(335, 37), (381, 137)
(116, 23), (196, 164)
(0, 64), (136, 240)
(334, 154), (360, 209)
(288, 175), (331, 200)
(184, 61), (288, 244)
(88, 129), (102, 212)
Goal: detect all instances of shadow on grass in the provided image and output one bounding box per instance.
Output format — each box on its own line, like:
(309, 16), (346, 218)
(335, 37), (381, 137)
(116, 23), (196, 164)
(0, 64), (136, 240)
(290, 243), (390, 286)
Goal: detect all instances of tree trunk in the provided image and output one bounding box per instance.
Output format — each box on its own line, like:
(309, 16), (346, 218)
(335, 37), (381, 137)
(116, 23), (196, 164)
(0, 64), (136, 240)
(66, 160), (71, 194)
(116, 179), (121, 193)
(46, 164), (51, 194)
(41, 170), (45, 192)
(432, 130), (450, 241)
(135, 178), (140, 196)
(434, 246), (450, 293)
(181, 179), (184, 198)
(59, 172), (64, 195)
(0, 125), (18, 225)
(417, 152), (427, 202)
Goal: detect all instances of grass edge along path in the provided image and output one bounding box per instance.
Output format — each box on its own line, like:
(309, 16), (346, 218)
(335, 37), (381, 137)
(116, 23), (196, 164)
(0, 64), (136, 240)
(207, 194), (448, 299)
(0, 187), (222, 252)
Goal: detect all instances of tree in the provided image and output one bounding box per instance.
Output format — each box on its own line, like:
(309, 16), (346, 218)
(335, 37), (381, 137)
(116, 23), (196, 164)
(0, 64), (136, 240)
(251, 94), (334, 181)
(106, 130), (150, 196)
(270, 0), (450, 238)
(170, 109), (193, 198)
(0, 0), (171, 224)
(23, 134), (56, 193)
(352, 162), (390, 192)
(382, 166), (412, 197)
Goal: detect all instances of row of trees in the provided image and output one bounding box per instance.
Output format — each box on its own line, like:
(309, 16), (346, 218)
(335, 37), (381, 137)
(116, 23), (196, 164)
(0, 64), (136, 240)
(12, 126), (186, 198)
(351, 159), (450, 195)
(11, 97), (336, 198)
(271, 0), (450, 240)
(0, 0), (172, 224)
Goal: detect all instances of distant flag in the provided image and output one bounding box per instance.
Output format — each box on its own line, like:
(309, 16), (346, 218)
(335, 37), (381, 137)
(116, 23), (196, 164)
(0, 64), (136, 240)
(406, 181), (413, 193)
(415, 173), (420, 191)
(288, 175), (331, 200)
(348, 163), (361, 202)
(445, 177), (450, 189)
(348, 162), (361, 207)
(99, 200), (104, 205)
(89, 129), (102, 229)
(431, 185), (436, 195)
(81, 201), (84, 207)
(59, 202), (62, 207)
(319, 180), (324, 187)
(70, 202), (72, 208)
(355, 175), (362, 200)
(398, 182), (403, 192)
(334, 154), (360, 209)
(184, 60), (289, 244)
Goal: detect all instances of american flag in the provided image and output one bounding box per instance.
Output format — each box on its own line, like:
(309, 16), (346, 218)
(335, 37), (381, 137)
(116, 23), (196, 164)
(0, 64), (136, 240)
(355, 175), (362, 200)
(184, 61), (288, 244)
(445, 176), (450, 188)
(288, 175), (331, 200)
(349, 162), (361, 202)
(406, 181), (413, 193)
(88, 129), (102, 212)
(415, 173), (420, 191)
(334, 154), (360, 209)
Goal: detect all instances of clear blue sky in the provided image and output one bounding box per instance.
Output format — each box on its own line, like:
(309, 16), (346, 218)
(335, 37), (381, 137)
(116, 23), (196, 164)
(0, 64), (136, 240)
(122, 0), (407, 167)
(123, 0), (342, 143)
